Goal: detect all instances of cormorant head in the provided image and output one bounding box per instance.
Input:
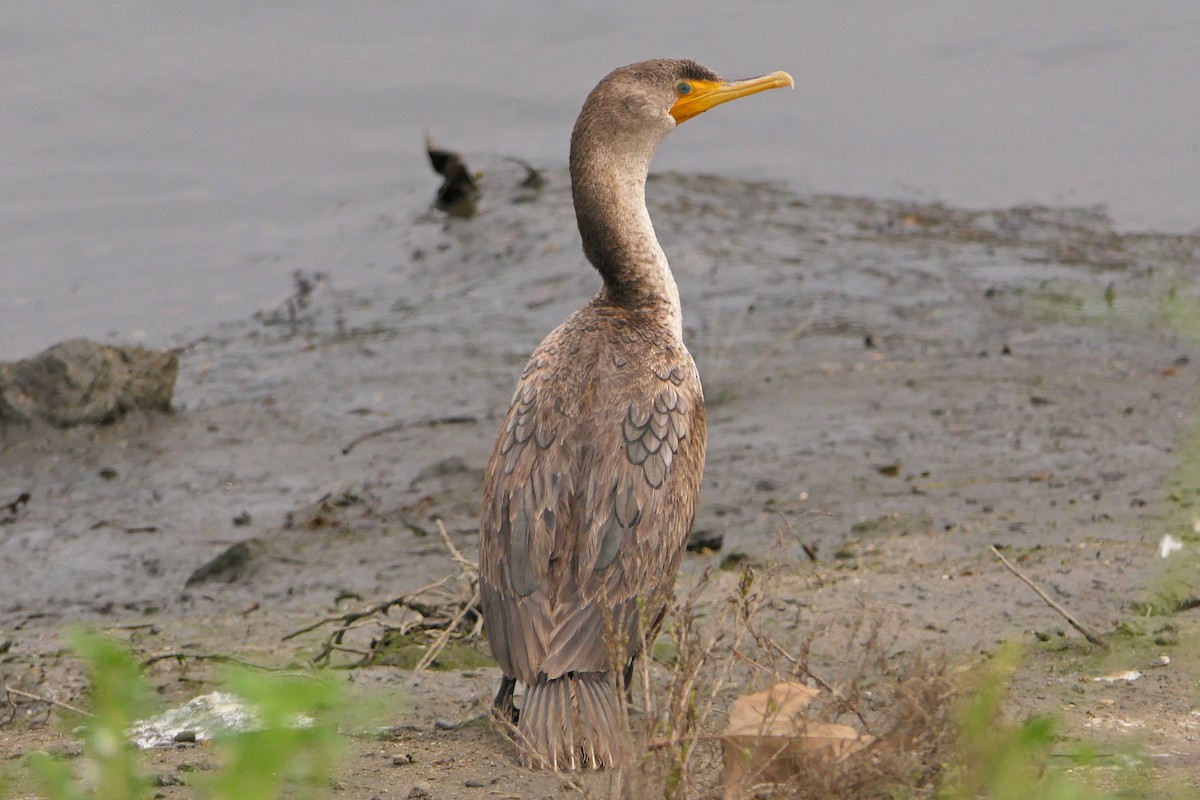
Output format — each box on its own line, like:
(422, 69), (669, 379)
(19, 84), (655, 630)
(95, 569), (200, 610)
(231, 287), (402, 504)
(571, 59), (793, 164)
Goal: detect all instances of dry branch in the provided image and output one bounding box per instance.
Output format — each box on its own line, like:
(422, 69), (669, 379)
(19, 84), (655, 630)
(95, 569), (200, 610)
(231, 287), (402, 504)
(4, 684), (93, 719)
(284, 519), (482, 669)
(990, 545), (1110, 650)
(341, 415), (477, 455)
(140, 652), (279, 671)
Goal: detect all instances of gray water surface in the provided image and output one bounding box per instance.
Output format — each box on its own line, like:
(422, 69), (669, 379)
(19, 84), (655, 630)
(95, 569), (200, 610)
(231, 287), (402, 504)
(3, 2), (1198, 360)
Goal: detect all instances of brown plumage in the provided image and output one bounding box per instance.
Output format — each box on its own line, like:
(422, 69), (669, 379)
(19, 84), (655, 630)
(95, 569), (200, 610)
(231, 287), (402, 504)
(479, 58), (793, 770)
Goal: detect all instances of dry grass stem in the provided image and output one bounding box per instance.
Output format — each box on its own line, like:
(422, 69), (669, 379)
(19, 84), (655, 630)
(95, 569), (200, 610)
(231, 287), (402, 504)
(990, 545), (1110, 650)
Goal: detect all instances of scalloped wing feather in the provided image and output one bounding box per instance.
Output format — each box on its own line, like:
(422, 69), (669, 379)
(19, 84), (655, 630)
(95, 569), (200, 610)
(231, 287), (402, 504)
(479, 307), (706, 685)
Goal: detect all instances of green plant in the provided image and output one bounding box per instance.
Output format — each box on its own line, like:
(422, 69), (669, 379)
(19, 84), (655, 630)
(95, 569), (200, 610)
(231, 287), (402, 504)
(10, 630), (345, 800)
(202, 669), (342, 800)
(934, 643), (1200, 800)
(939, 644), (1086, 800)
(27, 629), (151, 800)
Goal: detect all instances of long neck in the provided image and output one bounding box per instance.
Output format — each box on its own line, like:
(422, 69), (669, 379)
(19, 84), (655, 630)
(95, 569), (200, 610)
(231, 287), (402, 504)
(570, 139), (683, 339)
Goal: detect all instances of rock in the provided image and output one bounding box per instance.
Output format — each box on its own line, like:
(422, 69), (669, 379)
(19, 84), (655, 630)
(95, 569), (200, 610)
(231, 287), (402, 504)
(0, 339), (177, 428)
(426, 136), (479, 218)
(411, 456), (469, 485)
(185, 541), (258, 587)
(686, 529), (724, 553)
(0, 492), (31, 526)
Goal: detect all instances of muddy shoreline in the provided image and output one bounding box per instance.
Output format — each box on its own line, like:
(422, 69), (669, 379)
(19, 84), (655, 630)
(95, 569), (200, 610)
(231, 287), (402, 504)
(2, 172), (1199, 793)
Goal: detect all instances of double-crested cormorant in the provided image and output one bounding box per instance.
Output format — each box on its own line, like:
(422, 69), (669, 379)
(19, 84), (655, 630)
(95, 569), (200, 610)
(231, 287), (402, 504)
(479, 59), (793, 769)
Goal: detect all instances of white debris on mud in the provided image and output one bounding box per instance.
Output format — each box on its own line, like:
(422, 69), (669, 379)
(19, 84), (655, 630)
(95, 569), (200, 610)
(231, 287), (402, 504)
(1159, 534), (1185, 558)
(1093, 670), (1144, 684)
(129, 691), (312, 749)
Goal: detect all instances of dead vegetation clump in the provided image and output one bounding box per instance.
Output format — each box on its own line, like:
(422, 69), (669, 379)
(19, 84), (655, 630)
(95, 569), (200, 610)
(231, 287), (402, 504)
(620, 564), (959, 800)
(284, 521), (485, 669)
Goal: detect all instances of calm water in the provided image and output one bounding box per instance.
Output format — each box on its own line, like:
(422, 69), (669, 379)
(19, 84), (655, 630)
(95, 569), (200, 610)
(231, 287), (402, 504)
(2, 2), (1198, 360)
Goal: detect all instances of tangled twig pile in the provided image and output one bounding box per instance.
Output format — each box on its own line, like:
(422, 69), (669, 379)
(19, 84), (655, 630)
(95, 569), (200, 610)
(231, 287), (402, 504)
(283, 521), (482, 669)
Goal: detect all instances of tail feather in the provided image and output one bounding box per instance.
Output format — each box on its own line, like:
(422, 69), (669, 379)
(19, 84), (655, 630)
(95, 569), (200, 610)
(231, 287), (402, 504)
(517, 672), (625, 769)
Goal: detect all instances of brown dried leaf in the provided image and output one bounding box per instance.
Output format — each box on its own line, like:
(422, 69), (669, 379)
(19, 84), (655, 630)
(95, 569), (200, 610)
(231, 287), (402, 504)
(725, 681), (819, 736)
(721, 682), (872, 798)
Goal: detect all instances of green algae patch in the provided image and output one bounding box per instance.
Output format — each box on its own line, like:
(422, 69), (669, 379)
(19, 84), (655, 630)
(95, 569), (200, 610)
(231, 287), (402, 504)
(368, 631), (495, 671)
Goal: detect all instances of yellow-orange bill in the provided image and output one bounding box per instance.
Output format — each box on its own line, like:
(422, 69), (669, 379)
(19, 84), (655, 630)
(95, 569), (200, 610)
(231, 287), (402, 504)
(669, 70), (794, 124)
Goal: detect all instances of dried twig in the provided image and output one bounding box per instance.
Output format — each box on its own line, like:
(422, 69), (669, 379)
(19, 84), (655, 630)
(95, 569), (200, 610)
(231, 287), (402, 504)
(414, 586), (481, 672)
(4, 684), (93, 718)
(284, 522), (482, 668)
(282, 576), (455, 641)
(435, 518), (476, 573)
(341, 415), (477, 455)
(140, 652), (279, 671)
(990, 545), (1110, 650)
(410, 521), (482, 671)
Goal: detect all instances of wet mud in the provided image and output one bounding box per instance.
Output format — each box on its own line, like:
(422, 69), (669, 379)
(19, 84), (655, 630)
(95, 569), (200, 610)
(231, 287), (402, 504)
(2, 171), (1199, 795)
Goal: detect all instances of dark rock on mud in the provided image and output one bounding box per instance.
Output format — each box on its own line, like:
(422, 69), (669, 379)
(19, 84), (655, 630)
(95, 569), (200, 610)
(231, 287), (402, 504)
(686, 529), (724, 552)
(0, 491), (31, 525)
(426, 136), (479, 218)
(412, 456), (471, 485)
(0, 338), (177, 428)
(184, 541), (259, 588)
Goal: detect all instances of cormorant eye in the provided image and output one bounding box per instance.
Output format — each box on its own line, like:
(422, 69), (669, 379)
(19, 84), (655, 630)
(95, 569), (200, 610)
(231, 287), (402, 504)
(677, 82), (692, 95)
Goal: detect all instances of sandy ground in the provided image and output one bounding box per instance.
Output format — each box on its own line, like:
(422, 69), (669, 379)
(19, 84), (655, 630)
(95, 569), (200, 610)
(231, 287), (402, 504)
(2, 171), (1199, 797)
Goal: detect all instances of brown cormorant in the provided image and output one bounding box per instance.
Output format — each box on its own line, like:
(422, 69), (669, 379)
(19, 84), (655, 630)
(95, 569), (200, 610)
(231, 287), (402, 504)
(479, 58), (793, 769)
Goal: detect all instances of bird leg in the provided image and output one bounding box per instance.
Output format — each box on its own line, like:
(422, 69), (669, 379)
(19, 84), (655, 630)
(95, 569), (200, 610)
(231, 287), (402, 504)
(622, 655), (638, 704)
(623, 604), (667, 702)
(493, 675), (518, 724)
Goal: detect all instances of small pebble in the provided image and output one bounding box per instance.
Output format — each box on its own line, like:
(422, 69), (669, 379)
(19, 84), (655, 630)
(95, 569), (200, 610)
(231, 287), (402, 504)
(434, 718), (459, 731)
